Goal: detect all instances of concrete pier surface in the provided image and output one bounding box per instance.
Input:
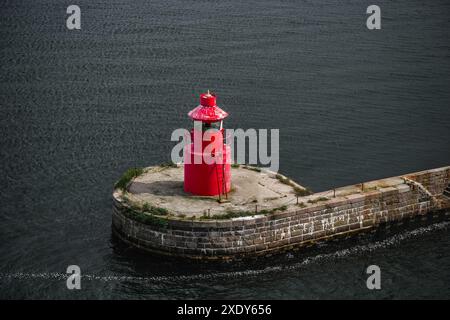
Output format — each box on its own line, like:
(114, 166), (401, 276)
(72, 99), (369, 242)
(112, 165), (450, 260)
(123, 165), (308, 218)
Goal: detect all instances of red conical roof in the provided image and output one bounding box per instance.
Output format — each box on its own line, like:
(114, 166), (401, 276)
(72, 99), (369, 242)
(188, 92), (228, 122)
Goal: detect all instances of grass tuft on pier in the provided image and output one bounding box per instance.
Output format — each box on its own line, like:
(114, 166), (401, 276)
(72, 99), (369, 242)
(115, 167), (144, 191)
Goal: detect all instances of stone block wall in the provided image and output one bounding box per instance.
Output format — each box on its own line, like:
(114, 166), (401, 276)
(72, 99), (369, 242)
(406, 167), (450, 196)
(112, 166), (450, 260)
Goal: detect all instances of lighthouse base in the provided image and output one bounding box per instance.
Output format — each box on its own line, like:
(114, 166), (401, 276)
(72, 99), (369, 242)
(120, 164), (305, 218)
(184, 145), (231, 196)
(184, 162), (231, 196)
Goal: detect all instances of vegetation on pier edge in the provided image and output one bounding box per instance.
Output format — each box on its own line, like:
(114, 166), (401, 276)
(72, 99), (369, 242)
(275, 174), (312, 196)
(142, 202), (169, 216)
(123, 207), (168, 228)
(244, 166), (261, 172)
(159, 161), (177, 168)
(307, 197), (329, 204)
(115, 167), (144, 190)
(121, 195), (169, 228)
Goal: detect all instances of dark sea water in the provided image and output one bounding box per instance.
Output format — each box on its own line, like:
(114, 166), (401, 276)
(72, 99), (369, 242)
(1, 0), (449, 299)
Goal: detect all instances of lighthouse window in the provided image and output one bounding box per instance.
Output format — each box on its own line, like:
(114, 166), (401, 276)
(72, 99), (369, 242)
(202, 121), (221, 131)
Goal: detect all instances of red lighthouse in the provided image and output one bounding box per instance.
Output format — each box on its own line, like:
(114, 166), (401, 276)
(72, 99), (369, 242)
(184, 91), (231, 197)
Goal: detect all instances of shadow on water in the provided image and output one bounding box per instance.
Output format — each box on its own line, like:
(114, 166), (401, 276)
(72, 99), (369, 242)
(108, 211), (450, 282)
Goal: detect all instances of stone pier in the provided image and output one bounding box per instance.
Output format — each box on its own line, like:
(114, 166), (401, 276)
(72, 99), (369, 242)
(112, 165), (450, 260)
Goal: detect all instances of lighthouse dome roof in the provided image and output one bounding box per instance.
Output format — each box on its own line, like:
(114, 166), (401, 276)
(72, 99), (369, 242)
(188, 92), (229, 122)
